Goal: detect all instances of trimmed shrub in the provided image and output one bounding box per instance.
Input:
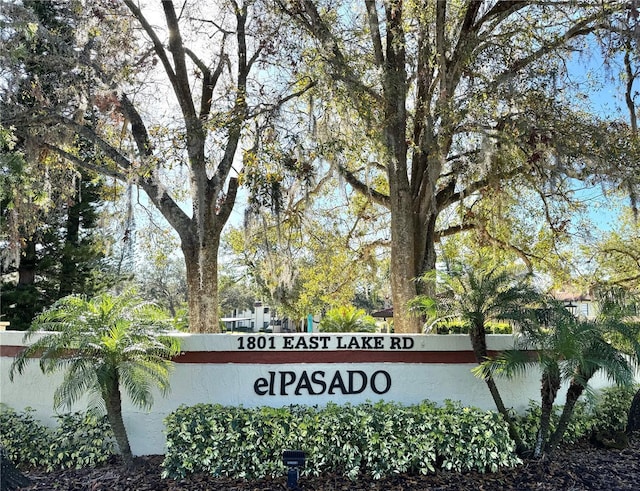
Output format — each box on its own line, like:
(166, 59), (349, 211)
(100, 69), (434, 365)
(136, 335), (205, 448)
(162, 400), (521, 480)
(514, 400), (594, 449)
(0, 405), (116, 470)
(47, 412), (116, 470)
(434, 320), (512, 334)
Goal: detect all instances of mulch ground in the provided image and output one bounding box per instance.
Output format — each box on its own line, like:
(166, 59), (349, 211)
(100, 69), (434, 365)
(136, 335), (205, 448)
(19, 433), (640, 490)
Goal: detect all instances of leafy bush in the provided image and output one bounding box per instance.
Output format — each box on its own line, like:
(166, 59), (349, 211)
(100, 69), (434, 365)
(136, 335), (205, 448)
(514, 400), (594, 449)
(434, 320), (512, 334)
(0, 405), (50, 467)
(514, 385), (638, 449)
(47, 412), (116, 470)
(163, 400), (521, 480)
(0, 405), (115, 470)
(592, 385), (638, 433)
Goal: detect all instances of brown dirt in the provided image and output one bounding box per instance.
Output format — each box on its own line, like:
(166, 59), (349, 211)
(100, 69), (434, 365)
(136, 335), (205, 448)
(19, 434), (640, 490)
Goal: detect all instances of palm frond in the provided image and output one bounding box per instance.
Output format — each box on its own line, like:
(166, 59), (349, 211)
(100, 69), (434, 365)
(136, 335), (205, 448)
(118, 365), (155, 410)
(473, 349), (534, 380)
(134, 359), (172, 390)
(54, 360), (99, 410)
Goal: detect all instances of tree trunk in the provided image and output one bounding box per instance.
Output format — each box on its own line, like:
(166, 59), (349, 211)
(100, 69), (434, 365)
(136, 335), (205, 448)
(469, 323), (524, 450)
(380, 0), (423, 335)
(389, 201), (421, 333)
(627, 388), (640, 434)
(469, 323), (507, 410)
(535, 371), (561, 458)
(417, 214), (438, 289)
(17, 239), (37, 286)
(103, 374), (133, 467)
(547, 380), (585, 451)
(182, 234), (221, 333)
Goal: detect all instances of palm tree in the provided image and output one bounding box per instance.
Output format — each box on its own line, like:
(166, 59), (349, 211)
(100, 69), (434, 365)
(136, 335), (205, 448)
(411, 266), (543, 451)
(10, 290), (180, 467)
(479, 303), (638, 457)
(478, 307), (584, 457)
(576, 287), (640, 437)
(548, 332), (638, 448)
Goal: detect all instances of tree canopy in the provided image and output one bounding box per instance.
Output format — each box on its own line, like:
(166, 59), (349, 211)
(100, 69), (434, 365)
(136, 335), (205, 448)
(2, 0), (639, 331)
(1, 0), (312, 332)
(278, 0), (640, 331)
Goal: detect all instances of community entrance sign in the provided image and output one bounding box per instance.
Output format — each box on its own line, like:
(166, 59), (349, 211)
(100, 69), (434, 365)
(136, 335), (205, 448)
(1, 331), (588, 455)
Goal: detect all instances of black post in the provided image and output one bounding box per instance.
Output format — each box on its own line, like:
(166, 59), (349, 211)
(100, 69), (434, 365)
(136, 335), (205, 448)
(287, 467), (299, 489)
(282, 450), (306, 490)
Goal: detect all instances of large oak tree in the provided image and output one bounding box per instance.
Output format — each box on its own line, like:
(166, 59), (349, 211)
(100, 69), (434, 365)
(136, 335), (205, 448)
(1, 0), (309, 332)
(280, 0), (640, 332)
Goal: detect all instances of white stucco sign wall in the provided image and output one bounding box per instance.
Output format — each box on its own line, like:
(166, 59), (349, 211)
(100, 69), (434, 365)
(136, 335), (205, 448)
(0, 332), (622, 456)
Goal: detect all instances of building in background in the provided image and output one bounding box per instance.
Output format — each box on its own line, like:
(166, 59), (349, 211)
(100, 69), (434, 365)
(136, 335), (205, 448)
(554, 289), (596, 320)
(222, 301), (272, 332)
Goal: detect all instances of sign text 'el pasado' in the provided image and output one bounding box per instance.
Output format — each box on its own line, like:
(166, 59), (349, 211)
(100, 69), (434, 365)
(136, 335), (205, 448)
(254, 369), (392, 396)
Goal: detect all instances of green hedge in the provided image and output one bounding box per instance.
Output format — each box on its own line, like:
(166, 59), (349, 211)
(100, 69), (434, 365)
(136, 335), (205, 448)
(514, 400), (594, 449)
(0, 405), (116, 470)
(162, 400), (521, 480)
(3, 387), (632, 477)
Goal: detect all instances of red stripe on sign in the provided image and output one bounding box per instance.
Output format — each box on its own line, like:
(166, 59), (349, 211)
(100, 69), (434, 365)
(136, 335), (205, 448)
(0, 346), (24, 357)
(172, 350), (501, 364)
(1, 345), (505, 364)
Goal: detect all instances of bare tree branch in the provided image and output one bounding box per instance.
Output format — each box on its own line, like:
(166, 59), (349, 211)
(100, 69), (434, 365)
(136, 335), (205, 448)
(364, 0), (384, 67)
(161, 0), (197, 122)
(249, 78), (316, 118)
(119, 93), (153, 156)
(337, 164), (390, 208)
